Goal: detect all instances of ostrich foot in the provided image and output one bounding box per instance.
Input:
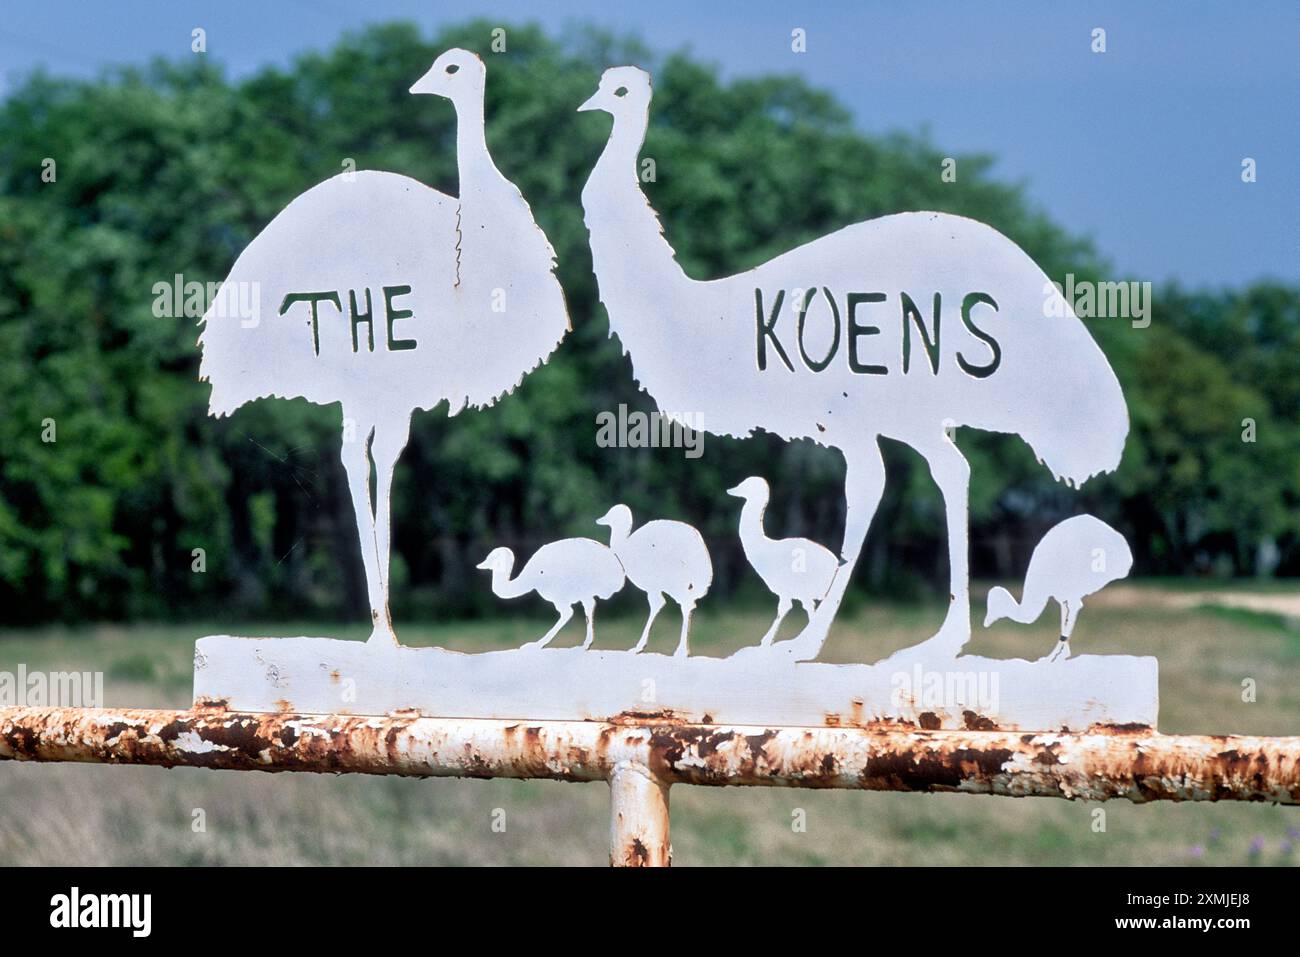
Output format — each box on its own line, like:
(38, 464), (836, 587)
(758, 619), (785, 648)
(769, 611), (832, 662)
(727, 642), (788, 664)
(880, 610), (970, 667)
(366, 621), (398, 647)
(1044, 637), (1071, 663)
(673, 643), (689, 659)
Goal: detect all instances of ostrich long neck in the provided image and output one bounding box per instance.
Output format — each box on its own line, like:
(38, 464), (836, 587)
(605, 522), (631, 553)
(454, 96), (495, 191)
(737, 497), (769, 553)
(582, 112), (691, 325)
(490, 562), (529, 600)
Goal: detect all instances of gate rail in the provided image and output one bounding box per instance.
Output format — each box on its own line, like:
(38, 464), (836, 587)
(3, 705), (1298, 866)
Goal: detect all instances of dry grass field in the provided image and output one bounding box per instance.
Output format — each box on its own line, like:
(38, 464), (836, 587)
(1, 585), (1298, 865)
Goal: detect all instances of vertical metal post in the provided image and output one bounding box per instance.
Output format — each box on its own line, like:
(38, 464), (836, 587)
(608, 761), (672, 867)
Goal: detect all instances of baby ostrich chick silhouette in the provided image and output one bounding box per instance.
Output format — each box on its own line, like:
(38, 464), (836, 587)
(984, 515), (1133, 661)
(596, 504), (712, 657)
(477, 539), (626, 650)
(728, 477), (840, 647)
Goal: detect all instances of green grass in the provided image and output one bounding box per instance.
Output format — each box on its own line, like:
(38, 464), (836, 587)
(1, 588), (1298, 865)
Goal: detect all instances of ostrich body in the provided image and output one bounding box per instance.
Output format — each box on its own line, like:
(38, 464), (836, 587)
(578, 67), (1128, 662)
(198, 50), (568, 644)
(596, 504), (712, 657)
(984, 514), (1133, 661)
(477, 540), (626, 649)
(727, 477), (839, 647)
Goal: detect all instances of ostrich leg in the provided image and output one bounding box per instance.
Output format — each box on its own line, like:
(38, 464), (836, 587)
(779, 440), (886, 661)
(886, 435), (972, 662)
(368, 413), (412, 646)
(340, 413), (389, 644)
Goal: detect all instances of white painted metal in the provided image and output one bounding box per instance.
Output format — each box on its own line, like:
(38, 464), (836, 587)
(196, 49), (569, 645)
(193, 634), (1157, 731)
(595, 504), (712, 656)
(727, 477), (840, 647)
(191, 59), (1155, 736)
(578, 66), (1129, 665)
(984, 514), (1134, 661)
(477, 539), (626, 649)
(608, 762), (671, 866)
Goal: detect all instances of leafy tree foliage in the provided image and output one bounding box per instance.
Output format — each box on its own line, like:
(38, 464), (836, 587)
(0, 21), (1294, 624)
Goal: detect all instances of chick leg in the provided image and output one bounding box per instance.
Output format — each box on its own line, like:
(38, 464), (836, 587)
(525, 603), (574, 650)
(632, 592), (666, 653)
(581, 598), (598, 650)
(673, 598), (697, 658)
(1047, 599), (1077, 662)
(760, 596), (793, 647)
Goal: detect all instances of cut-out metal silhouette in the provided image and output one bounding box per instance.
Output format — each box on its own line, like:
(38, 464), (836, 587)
(478, 539), (626, 649)
(727, 477), (838, 647)
(197, 49), (569, 644)
(192, 60), (1156, 734)
(578, 66), (1128, 662)
(595, 504), (712, 657)
(984, 514), (1133, 661)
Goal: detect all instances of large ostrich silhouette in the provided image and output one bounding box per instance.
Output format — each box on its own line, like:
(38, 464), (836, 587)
(198, 50), (569, 644)
(578, 67), (1128, 662)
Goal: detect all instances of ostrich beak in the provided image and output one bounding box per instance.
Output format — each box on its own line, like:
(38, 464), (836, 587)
(475, 556), (492, 571)
(576, 90), (603, 113)
(726, 482), (744, 497)
(409, 68), (440, 96)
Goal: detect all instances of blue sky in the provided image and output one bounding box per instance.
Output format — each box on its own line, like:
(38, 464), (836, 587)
(1, 1), (1295, 287)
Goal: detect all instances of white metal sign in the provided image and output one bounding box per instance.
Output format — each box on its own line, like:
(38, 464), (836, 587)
(193, 56), (1155, 733)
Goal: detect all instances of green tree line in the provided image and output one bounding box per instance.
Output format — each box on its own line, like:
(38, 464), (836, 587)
(0, 21), (1295, 625)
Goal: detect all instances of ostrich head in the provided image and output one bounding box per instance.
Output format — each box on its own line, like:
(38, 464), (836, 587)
(577, 66), (653, 122)
(410, 48), (486, 104)
(475, 547), (515, 575)
(726, 476), (770, 503)
(595, 504), (634, 540)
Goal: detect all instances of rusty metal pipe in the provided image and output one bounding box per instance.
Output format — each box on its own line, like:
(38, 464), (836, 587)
(609, 762), (672, 866)
(4, 706), (1299, 803)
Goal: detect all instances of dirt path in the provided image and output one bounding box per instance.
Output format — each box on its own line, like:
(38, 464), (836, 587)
(1094, 584), (1300, 619)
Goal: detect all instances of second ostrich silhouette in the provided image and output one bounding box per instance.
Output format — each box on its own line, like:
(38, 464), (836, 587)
(728, 478), (839, 647)
(596, 504), (712, 657)
(197, 50), (569, 645)
(578, 67), (1128, 662)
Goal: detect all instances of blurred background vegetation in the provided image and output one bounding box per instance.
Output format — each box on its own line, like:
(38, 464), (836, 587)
(0, 19), (1296, 627)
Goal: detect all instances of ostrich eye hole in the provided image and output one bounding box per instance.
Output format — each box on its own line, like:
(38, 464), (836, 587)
(614, 86), (628, 98)
(446, 64), (460, 75)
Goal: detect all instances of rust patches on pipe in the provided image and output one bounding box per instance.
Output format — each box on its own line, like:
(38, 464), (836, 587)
(609, 708), (689, 727)
(2, 707), (1299, 805)
(609, 762), (671, 867)
(962, 711), (999, 731)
